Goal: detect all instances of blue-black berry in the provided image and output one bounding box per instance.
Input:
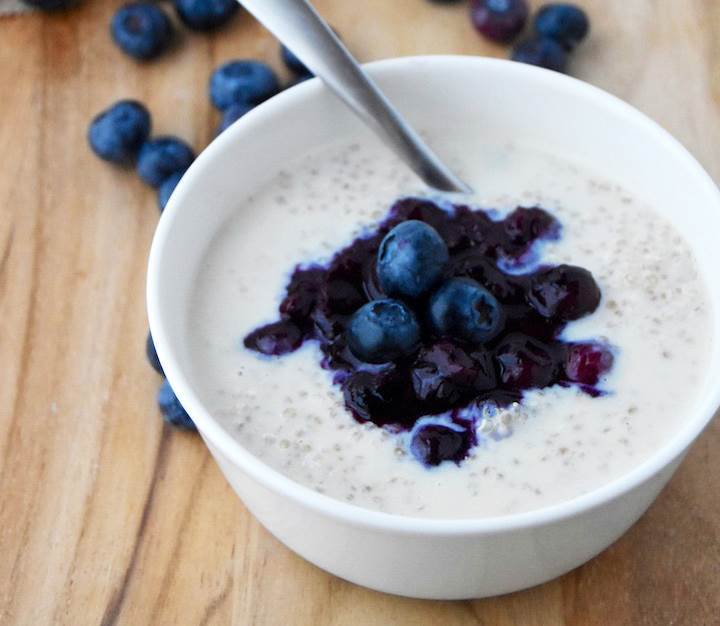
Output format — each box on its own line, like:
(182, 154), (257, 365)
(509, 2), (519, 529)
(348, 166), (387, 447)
(216, 102), (254, 135)
(137, 136), (195, 188)
(111, 2), (173, 61)
(88, 100), (151, 165)
(511, 37), (568, 72)
(534, 3), (590, 50)
(209, 60), (279, 110)
(157, 379), (196, 430)
(157, 169), (186, 211)
(146, 331), (164, 375)
(173, 0), (239, 31)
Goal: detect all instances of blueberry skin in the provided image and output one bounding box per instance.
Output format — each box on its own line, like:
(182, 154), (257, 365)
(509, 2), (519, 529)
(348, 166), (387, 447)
(281, 44), (311, 77)
(137, 137), (195, 188)
(157, 169), (186, 211)
(347, 299), (421, 364)
(111, 2), (173, 61)
(88, 100), (151, 165)
(410, 423), (470, 466)
(216, 101), (254, 135)
(429, 277), (504, 344)
(534, 3), (589, 50)
(21, 0), (76, 9)
(173, 0), (239, 31)
(511, 37), (568, 73)
(209, 60), (280, 110)
(146, 331), (164, 375)
(157, 380), (196, 431)
(377, 220), (450, 299)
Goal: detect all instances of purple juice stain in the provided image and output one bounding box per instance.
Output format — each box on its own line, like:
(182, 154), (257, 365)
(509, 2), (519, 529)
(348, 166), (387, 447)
(243, 197), (614, 466)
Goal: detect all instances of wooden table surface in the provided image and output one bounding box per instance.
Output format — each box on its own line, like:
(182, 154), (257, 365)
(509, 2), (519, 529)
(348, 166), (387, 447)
(1, 1), (719, 624)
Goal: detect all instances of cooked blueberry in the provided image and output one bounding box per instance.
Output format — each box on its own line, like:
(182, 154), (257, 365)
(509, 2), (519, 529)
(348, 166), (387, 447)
(342, 369), (411, 426)
(319, 279), (365, 315)
(511, 37), (568, 73)
(136, 136), (195, 188)
(502, 206), (560, 252)
(244, 320), (304, 356)
(377, 220), (449, 299)
(173, 0), (238, 31)
(347, 299), (420, 364)
(111, 2), (173, 61)
(157, 379), (196, 430)
(412, 340), (496, 407)
(410, 424), (470, 466)
(495, 333), (560, 388)
(429, 277), (505, 344)
(209, 60), (280, 110)
(279, 267), (325, 322)
(448, 250), (527, 304)
(157, 169), (186, 211)
(534, 3), (590, 50)
(470, 0), (529, 43)
(216, 102), (254, 135)
(564, 342), (614, 385)
(88, 100), (151, 165)
(528, 264), (600, 321)
(146, 331), (164, 375)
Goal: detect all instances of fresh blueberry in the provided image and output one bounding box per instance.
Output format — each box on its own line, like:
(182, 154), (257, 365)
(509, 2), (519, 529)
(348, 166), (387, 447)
(528, 264), (600, 321)
(534, 3), (590, 50)
(244, 320), (304, 356)
(347, 299), (421, 364)
(495, 333), (560, 389)
(410, 423), (471, 466)
(470, 0), (529, 44)
(377, 220), (449, 299)
(157, 169), (186, 211)
(412, 340), (496, 407)
(281, 44), (311, 77)
(21, 0), (76, 9)
(173, 0), (238, 31)
(216, 101), (254, 135)
(146, 331), (164, 375)
(157, 379), (196, 430)
(209, 60), (280, 110)
(111, 2), (173, 61)
(429, 277), (505, 344)
(511, 37), (568, 72)
(564, 342), (613, 385)
(136, 136), (195, 188)
(88, 100), (151, 165)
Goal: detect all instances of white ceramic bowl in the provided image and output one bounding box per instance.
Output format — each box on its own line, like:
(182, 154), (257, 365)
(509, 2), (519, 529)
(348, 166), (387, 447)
(147, 56), (720, 600)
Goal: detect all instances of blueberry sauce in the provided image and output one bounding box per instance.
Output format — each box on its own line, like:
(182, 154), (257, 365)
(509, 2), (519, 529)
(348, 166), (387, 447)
(243, 197), (613, 466)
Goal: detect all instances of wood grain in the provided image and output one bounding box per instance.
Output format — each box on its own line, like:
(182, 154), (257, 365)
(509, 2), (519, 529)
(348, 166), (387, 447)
(0, 1), (718, 624)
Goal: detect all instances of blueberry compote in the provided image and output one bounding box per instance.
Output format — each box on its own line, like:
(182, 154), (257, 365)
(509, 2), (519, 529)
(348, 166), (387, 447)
(244, 198), (613, 466)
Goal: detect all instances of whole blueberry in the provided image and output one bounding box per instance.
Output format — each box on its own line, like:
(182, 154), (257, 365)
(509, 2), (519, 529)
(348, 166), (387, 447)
(216, 101), (254, 135)
(534, 3), (590, 50)
(528, 264), (600, 321)
(429, 277), (504, 344)
(410, 423), (471, 466)
(157, 169), (186, 211)
(173, 0), (238, 31)
(157, 379), (196, 430)
(377, 220), (449, 299)
(470, 0), (529, 44)
(281, 44), (311, 77)
(209, 60), (280, 110)
(495, 333), (559, 389)
(347, 299), (421, 364)
(88, 100), (151, 165)
(136, 136), (195, 188)
(146, 331), (164, 375)
(511, 37), (568, 72)
(111, 2), (173, 61)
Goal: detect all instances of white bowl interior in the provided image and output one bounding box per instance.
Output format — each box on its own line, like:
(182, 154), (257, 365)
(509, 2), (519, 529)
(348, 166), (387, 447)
(148, 57), (720, 530)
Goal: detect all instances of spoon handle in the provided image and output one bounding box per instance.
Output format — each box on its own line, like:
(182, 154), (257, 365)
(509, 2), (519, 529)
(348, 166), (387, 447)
(238, 0), (471, 194)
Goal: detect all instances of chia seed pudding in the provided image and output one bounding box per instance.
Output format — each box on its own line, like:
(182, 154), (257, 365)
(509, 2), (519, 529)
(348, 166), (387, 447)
(188, 140), (711, 518)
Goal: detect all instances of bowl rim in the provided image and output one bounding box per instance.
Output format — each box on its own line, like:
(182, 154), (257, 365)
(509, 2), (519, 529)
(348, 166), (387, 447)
(148, 55), (720, 536)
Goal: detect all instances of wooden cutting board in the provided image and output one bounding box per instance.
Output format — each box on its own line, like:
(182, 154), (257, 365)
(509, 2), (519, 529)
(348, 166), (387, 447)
(1, 1), (718, 624)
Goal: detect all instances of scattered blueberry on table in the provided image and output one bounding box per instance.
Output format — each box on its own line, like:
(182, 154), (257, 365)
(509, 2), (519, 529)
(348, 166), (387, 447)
(111, 2), (174, 61)
(511, 36), (568, 72)
(216, 101), (255, 135)
(88, 100), (151, 165)
(470, 0), (529, 44)
(137, 136), (195, 188)
(281, 43), (311, 77)
(534, 3), (590, 50)
(209, 60), (280, 110)
(157, 169), (187, 211)
(173, 0), (239, 31)
(21, 0), (77, 9)
(146, 331), (164, 375)
(157, 379), (197, 430)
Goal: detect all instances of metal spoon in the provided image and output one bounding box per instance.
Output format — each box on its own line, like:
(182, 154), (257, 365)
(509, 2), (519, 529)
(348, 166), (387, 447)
(238, 0), (472, 194)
